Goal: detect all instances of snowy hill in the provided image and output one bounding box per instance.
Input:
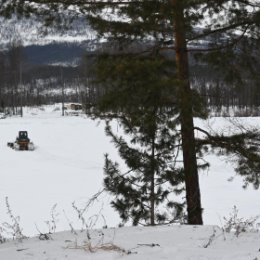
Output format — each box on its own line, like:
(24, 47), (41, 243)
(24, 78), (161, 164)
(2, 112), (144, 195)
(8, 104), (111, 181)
(0, 15), (97, 66)
(0, 16), (95, 49)
(1, 225), (260, 260)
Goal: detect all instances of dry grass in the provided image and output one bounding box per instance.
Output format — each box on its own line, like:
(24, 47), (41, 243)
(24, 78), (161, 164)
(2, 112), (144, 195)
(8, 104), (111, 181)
(66, 241), (128, 254)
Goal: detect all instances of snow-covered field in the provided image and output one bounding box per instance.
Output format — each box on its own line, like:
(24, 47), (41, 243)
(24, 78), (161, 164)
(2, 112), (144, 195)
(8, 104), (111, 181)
(0, 105), (121, 236)
(1, 105), (260, 259)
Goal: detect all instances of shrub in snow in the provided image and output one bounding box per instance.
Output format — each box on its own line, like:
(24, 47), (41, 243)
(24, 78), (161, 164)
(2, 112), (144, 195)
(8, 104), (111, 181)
(222, 206), (259, 237)
(0, 226), (6, 243)
(2, 197), (27, 241)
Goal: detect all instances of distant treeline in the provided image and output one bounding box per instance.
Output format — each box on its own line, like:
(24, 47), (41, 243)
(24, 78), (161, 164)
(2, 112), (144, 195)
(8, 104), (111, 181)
(0, 42), (259, 116)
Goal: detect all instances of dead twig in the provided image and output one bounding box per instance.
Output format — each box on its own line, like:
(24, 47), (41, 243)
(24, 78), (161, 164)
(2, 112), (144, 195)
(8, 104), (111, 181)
(66, 241), (132, 255)
(137, 243), (160, 247)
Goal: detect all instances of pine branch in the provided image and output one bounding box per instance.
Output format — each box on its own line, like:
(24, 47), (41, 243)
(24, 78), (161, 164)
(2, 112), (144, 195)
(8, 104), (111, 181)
(187, 19), (257, 43)
(187, 25), (251, 52)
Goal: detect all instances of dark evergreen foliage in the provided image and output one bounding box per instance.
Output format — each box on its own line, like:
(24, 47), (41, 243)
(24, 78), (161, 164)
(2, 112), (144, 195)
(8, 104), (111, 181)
(93, 52), (186, 225)
(81, 0), (260, 224)
(196, 127), (260, 189)
(103, 120), (185, 225)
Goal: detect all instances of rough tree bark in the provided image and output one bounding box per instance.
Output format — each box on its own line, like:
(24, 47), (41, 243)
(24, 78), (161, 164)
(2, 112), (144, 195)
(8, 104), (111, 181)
(172, 0), (203, 225)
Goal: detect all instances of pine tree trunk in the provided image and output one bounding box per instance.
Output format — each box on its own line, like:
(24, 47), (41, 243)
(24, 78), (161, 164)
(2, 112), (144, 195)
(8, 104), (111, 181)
(150, 132), (156, 226)
(172, 0), (203, 225)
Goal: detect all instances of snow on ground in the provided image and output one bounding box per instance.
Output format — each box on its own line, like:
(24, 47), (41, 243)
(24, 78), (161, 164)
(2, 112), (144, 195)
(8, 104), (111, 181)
(1, 225), (260, 260)
(195, 117), (260, 225)
(1, 105), (260, 259)
(0, 105), (121, 236)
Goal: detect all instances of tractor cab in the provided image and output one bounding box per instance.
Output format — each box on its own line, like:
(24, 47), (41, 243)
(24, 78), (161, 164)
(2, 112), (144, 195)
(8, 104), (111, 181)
(17, 131), (30, 142)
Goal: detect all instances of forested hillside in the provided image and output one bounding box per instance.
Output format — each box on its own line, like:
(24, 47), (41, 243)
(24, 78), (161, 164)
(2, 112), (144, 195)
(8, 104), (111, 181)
(0, 38), (259, 117)
(0, 8), (259, 116)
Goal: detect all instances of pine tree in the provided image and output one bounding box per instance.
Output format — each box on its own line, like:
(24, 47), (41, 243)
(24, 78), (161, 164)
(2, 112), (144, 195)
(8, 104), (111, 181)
(91, 52), (186, 225)
(83, 0), (259, 224)
(103, 116), (185, 226)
